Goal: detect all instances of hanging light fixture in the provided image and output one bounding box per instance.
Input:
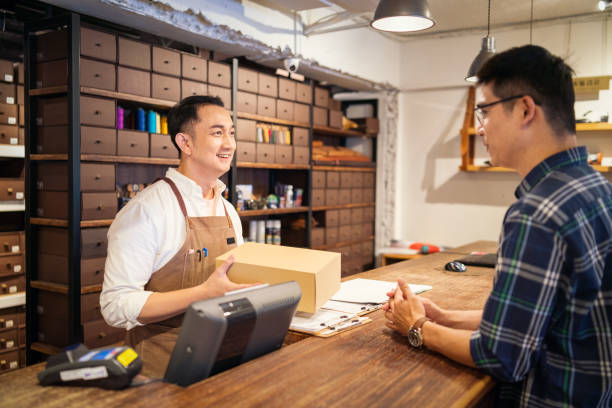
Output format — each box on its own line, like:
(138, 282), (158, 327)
(465, 0), (495, 83)
(370, 0), (435, 33)
(598, 1), (612, 11)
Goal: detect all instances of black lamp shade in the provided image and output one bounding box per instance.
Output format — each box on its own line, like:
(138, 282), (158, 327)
(370, 0), (435, 32)
(465, 36), (496, 83)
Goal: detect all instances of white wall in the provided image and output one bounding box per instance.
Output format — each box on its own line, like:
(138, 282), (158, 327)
(397, 18), (612, 247)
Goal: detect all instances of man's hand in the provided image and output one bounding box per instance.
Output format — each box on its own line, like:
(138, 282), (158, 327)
(383, 278), (426, 336)
(200, 255), (254, 298)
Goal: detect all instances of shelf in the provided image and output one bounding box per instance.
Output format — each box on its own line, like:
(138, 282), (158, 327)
(0, 145), (25, 158)
(313, 126), (372, 138)
(459, 164), (514, 172)
(0, 292), (25, 309)
(312, 203), (375, 211)
(576, 122), (612, 132)
(312, 160), (375, 168)
(238, 207), (309, 217)
(313, 165), (376, 172)
(30, 86), (177, 109)
(237, 112), (309, 128)
(30, 218), (114, 228)
(312, 236), (375, 251)
(30, 280), (102, 294)
(30, 154), (180, 165)
(31, 342), (61, 356)
(236, 162), (310, 170)
(0, 201), (25, 212)
(0, 252), (23, 257)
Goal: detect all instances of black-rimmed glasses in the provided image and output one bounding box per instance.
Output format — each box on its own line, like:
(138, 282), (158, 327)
(474, 95), (524, 125)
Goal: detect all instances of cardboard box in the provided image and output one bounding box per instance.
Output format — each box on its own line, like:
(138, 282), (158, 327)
(217, 242), (340, 314)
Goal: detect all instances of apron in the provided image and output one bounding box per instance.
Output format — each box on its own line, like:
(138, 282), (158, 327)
(126, 177), (237, 378)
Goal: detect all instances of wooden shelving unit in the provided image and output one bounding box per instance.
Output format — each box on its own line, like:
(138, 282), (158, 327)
(238, 207), (309, 217)
(236, 162), (310, 170)
(237, 112), (309, 128)
(30, 218), (114, 228)
(312, 236), (375, 251)
(31, 86), (177, 109)
(313, 126), (374, 138)
(312, 203), (375, 211)
(313, 165), (375, 172)
(30, 281), (101, 294)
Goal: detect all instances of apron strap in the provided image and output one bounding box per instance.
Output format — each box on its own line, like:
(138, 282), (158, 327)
(220, 199), (234, 229)
(156, 177), (188, 218)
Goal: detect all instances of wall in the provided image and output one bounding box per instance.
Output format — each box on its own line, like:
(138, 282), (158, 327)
(397, 17), (612, 247)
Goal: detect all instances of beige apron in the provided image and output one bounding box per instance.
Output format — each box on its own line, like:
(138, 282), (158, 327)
(126, 177), (237, 378)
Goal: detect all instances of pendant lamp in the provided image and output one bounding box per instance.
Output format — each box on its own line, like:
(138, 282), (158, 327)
(370, 0), (435, 33)
(465, 0), (495, 83)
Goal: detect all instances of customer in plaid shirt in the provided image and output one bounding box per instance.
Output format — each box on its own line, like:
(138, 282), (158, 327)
(384, 45), (612, 407)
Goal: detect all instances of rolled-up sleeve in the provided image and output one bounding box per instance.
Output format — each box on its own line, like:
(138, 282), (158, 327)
(470, 211), (564, 382)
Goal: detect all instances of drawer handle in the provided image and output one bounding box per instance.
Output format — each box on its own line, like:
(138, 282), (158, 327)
(217, 73), (222, 77)
(163, 87), (169, 91)
(95, 269), (102, 275)
(97, 205), (104, 210)
(95, 42), (101, 47)
(246, 80), (250, 83)
(96, 241), (103, 247)
(95, 174), (101, 180)
(266, 84), (270, 88)
(5, 263), (10, 269)
(94, 110), (100, 115)
(7, 188), (12, 194)
(94, 73), (100, 78)
(130, 143), (137, 147)
(164, 60), (169, 64)
(162, 146), (168, 149)
(98, 332), (107, 339)
(192, 66), (196, 70)
(94, 140), (101, 144)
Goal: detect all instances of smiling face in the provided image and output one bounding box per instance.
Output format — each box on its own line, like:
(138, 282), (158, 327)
(184, 104), (236, 179)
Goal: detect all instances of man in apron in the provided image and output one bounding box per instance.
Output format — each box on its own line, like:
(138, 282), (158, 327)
(101, 95), (252, 377)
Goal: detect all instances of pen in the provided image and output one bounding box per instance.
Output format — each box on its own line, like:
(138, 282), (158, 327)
(202, 248), (208, 258)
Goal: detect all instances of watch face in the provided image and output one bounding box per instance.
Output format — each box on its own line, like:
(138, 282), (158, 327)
(408, 329), (422, 348)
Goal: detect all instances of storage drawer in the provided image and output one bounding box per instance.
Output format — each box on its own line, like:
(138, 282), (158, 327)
(340, 172), (353, 188)
(0, 103), (17, 125)
(37, 291), (102, 323)
(37, 255), (106, 286)
(0, 231), (22, 254)
(363, 188), (374, 203)
(152, 46), (180, 76)
(327, 171), (339, 188)
(312, 171), (325, 188)
(80, 96), (115, 127)
(311, 228), (325, 248)
(208, 61), (231, 87)
(236, 141), (256, 163)
(293, 127), (308, 146)
(18, 105), (23, 127)
(351, 188), (363, 204)
(0, 125), (18, 145)
(257, 95), (276, 117)
(236, 91), (257, 114)
(325, 189), (339, 206)
(36, 59), (66, 88)
(329, 109), (342, 129)
(315, 87), (330, 108)
(0, 60), (14, 83)
(296, 83), (312, 104)
(0, 275), (25, 295)
(0, 254), (24, 276)
(0, 179), (24, 201)
(236, 118), (256, 142)
(325, 210), (339, 227)
(150, 133), (178, 158)
(353, 172), (364, 187)
(17, 85), (23, 105)
(152, 73), (181, 102)
(181, 79), (207, 99)
(364, 172), (375, 188)
(182, 54), (207, 82)
(0, 350), (19, 373)
(363, 207), (375, 223)
(339, 209), (351, 225)
(363, 222), (374, 238)
(208, 85), (231, 109)
(81, 27), (116, 62)
(339, 189), (351, 205)
(80, 58), (116, 91)
(36, 98), (67, 126)
(276, 99), (294, 121)
(329, 99), (341, 111)
(258, 73), (277, 97)
(36, 163), (113, 192)
(0, 309), (23, 329)
(351, 208), (364, 224)
(278, 78), (296, 101)
(82, 126), (117, 155)
(83, 319), (125, 349)
(338, 225), (352, 243)
(117, 66), (150, 97)
(256, 143), (275, 164)
(118, 37), (151, 70)
(311, 189), (325, 207)
(37, 191), (117, 220)
(293, 146), (309, 165)
(294, 103), (309, 124)
(36, 30), (68, 62)
(325, 227), (338, 246)
(238, 68), (258, 93)
(313, 106), (327, 127)
(275, 145), (292, 164)
(0, 83), (15, 104)
(117, 129), (149, 157)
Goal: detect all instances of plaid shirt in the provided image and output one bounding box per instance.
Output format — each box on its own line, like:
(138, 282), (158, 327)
(470, 146), (612, 407)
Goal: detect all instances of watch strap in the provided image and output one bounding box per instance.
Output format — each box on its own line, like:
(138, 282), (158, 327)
(413, 316), (431, 330)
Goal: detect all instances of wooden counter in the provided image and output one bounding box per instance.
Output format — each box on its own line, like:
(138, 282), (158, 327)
(0, 241), (497, 408)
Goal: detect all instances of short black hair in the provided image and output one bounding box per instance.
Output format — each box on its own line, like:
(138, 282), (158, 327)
(477, 45), (576, 136)
(167, 95), (225, 153)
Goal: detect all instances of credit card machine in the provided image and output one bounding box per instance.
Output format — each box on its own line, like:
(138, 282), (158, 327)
(38, 343), (142, 389)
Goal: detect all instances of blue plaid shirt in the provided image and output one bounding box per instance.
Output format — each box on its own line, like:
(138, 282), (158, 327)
(470, 146), (612, 407)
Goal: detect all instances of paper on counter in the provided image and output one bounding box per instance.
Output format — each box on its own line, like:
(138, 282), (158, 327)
(321, 299), (381, 315)
(290, 309), (352, 333)
(331, 278), (432, 304)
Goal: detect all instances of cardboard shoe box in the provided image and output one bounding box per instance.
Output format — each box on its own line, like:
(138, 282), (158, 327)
(0, 231), (23, 254)
(0, 179), (24, 201)
(326, 171), (339, 188)
(293, 127), (308, 146)
(236, 118), (256, 141)
(217, 242), (340, 313)
(311, 189), (325, 207)
(311, 227), (325, 247)
(293, 146), (309, 165)
(181, 53), (207, 82)
(119, 37), (151, 71)
(37, 254), (106, 286)
(236, 141), (255, 162)
(117, 66), (151, 98)
(237, 68), (258, 93)
(236, 91), (257, 114)
(0, 124), (18, 145)
(0, 83), (15, 104)
(208, 61), (231, 87)
(312, 171), (325, 189)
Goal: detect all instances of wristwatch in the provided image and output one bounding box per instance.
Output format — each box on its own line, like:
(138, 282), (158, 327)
(408, 317), (431, 348)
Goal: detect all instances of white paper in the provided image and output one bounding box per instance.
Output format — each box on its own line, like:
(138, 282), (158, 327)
(331, 278), (432, 304)
(290, 309), (352, 332)
(322, 299), (380, 315)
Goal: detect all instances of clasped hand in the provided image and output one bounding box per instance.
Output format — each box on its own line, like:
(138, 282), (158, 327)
(382, 278), (427, 336)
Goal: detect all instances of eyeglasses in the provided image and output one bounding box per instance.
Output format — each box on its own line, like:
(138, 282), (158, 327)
(474, 94), (524, 125)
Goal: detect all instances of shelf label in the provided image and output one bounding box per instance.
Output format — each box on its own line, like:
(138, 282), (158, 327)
(573, 76), (611, 93)
(8, 285), (17, 293)
(5, 97), (14, 104)
(3, 74), (12, 82)
(15, 192), (23, 200)
(7, 117), (16, 125)
(11, 245), (19, 253)
(9, 137), (17, 145)
(13, 265), (21, 273)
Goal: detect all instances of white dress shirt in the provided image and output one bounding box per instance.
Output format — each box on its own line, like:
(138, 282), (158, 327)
(100, 168), (243, 330)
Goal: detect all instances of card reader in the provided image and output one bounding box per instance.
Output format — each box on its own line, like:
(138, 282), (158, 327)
(38, 343), (142, 389)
